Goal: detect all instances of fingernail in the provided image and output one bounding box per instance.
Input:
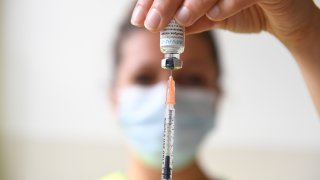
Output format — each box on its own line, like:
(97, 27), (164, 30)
(207, 6), (220, 20)
(175, 6), (191, 25)
(131, 6), (145, 26)
(145, 9), (162, 30)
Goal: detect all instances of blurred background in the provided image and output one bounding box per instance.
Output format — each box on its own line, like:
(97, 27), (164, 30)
(1, 0), (320, 180)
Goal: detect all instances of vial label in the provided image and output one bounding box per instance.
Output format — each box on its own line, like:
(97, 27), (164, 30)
(160, 20), (185, 47)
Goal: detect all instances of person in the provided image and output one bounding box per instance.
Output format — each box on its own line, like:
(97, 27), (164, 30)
(130, 0), (320, 113)
(103, 4), (221, 180)
(102, 0), (320, 179)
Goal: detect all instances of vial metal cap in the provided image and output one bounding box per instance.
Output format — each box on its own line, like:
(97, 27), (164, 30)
(161, 57), (183, 70)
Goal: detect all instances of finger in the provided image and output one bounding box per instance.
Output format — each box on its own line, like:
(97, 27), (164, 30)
(174, 0), (219, 27)
(212, 6), (267, 33)
(185, 15), (216, 34)
(144, 0), (183, 31)
(206, 0), (258, 21)
(131, 0), (154, 27)
(187, 5), (266, 34)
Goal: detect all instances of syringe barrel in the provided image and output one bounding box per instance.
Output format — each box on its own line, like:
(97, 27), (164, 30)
(161, 104), (175, 180)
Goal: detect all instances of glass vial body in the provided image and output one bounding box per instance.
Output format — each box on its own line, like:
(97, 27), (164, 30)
(160, 19), (185, 54)
(160, 20), (185, 70)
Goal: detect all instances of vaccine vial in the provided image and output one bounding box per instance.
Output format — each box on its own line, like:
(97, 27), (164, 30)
(160, 19), (185, 70)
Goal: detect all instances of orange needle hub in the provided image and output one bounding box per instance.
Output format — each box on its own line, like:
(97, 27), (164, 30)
(166, 76), (175, 105)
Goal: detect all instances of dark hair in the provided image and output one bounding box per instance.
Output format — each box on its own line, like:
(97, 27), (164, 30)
(113, 3), (221, 78)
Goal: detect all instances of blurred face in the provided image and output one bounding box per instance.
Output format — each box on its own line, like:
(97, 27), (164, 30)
(115, 30), (219, 92)
(112, 30), (219, 169)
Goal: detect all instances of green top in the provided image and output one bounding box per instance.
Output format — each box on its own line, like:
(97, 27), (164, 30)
(99, 172), (126, 180)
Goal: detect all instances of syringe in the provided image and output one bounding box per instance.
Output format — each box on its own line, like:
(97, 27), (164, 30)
(161, 75), (175, 180)
(160, 19), (184, 180)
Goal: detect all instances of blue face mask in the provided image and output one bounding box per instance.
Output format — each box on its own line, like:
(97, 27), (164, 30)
(118, 82), (216, 169)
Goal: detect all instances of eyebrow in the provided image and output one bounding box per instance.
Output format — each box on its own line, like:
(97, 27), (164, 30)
(183, 58), (215, 67)
(134, 62), (159, 72)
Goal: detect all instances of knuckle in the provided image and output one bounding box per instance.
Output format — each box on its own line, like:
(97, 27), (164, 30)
(230, 0), (241, 9)
(199, 0), (215, 7)
(152, 0), (182, 15)
(185, 0), (216, 12)
(136, 0), (147, 7)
